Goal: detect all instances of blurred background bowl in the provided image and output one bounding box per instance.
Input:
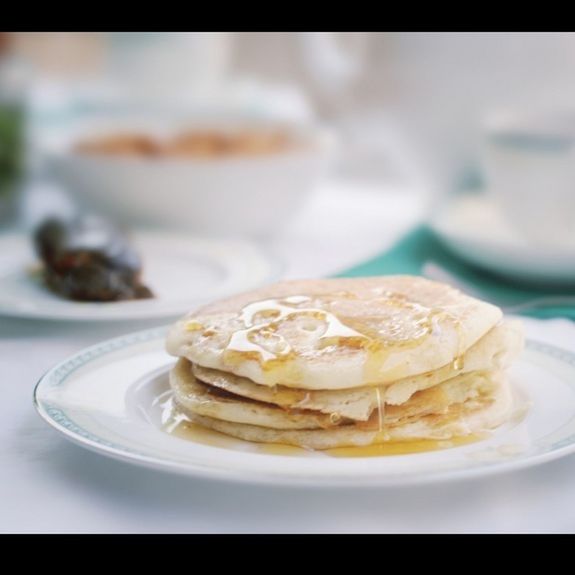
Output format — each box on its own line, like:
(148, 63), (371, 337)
(46, 118), (335, 236)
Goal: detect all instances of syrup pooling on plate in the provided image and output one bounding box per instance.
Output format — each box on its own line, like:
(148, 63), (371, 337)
(158, 393), (236, 448)
(325, 433), (485, 458)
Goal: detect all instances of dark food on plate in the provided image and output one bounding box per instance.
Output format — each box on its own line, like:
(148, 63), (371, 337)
(34, 216), (153, 302)
(73, 129), (292, 159)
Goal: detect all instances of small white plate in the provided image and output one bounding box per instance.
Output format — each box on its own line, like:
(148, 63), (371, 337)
(34, 326), (575, 487)
(430, 194), (575, 284)
(0, 232), (279, 321)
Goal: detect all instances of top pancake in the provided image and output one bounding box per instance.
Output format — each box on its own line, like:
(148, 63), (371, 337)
(166, 276), (503, 390)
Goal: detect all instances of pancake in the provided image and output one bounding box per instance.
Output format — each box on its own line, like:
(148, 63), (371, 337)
(189, 319), (523, 420)
(170, 357), (342, 430)
(171, 356), (503, 432)
(166, 276), (503, 389)
(165, 275), (523, 449)
(192, 362), (380, 422)
(185, 372), (513, 449)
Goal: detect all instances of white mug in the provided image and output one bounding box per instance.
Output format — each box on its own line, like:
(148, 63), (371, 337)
(484, 110), (575, 248)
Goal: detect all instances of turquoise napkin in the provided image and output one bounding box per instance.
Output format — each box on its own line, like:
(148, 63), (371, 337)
(335, 226), (575, 320)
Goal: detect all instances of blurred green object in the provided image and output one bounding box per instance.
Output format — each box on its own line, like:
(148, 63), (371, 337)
(0, 33), (27, 222)
(0, 101), (24, 199)
(337, 226), (575, 320)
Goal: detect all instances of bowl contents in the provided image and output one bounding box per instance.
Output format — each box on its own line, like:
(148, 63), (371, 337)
(165, 276), (524, 453)
(73, 129), (292, 159)
(33, 216), (154, 302)
(74, 134), (161, 157)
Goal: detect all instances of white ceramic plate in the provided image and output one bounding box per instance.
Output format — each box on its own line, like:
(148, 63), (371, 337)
(430, 194), (575, 284)
(0, 232), (279, 321)
(34, 326), (575, 487)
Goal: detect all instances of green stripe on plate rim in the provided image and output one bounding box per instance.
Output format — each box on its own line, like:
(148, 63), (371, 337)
(33, 327), (575, 463)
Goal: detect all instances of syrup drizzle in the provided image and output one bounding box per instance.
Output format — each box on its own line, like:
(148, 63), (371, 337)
(375, 387), (384, 432)
(224, 296), (370, 365)
(188, 289), (468, 381)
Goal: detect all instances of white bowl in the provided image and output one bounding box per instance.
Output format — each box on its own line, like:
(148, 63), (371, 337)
(46, 122), (335, 236)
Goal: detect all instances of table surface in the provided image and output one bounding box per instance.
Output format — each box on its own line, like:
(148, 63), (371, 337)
(3, 181), (575, 534)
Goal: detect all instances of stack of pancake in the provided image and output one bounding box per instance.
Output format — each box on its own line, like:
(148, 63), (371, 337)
(166, 276), (523, 449)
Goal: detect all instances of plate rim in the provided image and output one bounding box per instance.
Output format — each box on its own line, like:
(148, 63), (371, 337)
(33, 326), (575, 488)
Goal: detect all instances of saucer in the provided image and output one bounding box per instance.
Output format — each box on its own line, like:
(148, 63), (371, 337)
(430, 194), (575, 284)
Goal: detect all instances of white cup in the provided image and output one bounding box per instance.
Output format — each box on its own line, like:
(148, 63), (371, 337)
(484, 110), (575, 248)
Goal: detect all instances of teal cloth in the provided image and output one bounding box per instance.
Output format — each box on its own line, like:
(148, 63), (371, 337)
(335, 226), (575, 320)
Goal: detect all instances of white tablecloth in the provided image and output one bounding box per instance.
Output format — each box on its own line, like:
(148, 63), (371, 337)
(2, 182), (575, 533)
